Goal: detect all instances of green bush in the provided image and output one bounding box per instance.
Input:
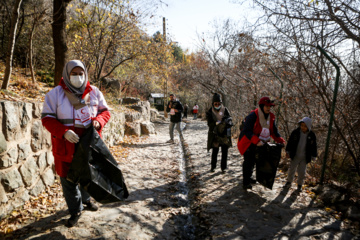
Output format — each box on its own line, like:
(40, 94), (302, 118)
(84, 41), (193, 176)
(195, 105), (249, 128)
(36, 70), (54, 85)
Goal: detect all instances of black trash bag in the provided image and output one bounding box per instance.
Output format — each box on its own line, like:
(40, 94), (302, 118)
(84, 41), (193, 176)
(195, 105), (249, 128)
(255, 143), (282, 190)
(213, 116), (234, 146)
(67, 126), (129, 204)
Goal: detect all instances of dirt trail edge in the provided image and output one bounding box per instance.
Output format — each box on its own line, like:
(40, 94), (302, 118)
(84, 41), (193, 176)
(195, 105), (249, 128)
(182, 119), (358, 240)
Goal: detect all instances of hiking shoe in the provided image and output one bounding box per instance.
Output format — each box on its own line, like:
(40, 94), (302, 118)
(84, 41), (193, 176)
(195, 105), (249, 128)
(250, 178), (256, 184)
(284, 182), (291, 188)
(66, 212), (81, 227)
(221, 169), (226, 174)
(243, 184), (252, 190)
(210, 168), (215, 172)
(83, 200), (98, 211)
(297, 185), (302, 191)
(166, 139), (174, 143)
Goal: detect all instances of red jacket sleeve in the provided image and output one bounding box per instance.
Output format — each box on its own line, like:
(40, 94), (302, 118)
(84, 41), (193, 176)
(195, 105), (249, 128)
(42, 117), (70, 139)
(94, 110), (111, 134)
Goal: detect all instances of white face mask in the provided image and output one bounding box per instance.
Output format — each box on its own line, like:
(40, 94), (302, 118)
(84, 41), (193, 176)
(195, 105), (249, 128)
(70, 75), (85, 88)
(214, 105), (222, 110)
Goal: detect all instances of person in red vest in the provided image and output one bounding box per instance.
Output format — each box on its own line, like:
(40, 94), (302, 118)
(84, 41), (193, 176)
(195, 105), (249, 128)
(237, 97), (285, 190)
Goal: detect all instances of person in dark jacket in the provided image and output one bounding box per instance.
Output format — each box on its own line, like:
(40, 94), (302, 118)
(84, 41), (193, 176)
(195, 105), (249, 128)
(237, 97), (285, 190)
(284, 117), (317, 191)
(206, 93), (232, 173)
(166, 93), (183, 143)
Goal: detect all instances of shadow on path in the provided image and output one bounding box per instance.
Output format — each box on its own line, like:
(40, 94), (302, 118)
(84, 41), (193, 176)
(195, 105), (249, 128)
(2, 210), (69, 240)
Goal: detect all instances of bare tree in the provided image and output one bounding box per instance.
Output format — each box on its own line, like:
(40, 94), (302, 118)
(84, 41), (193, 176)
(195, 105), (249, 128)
(52, 0), (72, 86)
(247, 0), (360, 178)
(28, 0), (47, 83)
(1, 0), (23, 90)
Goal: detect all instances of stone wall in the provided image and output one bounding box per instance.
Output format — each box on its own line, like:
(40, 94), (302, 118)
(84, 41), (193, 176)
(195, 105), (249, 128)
(122, 97), (156, 136)
(0, 101), (53, 219)
(101, 109), (125, 147)
(0, 101), (127, 219)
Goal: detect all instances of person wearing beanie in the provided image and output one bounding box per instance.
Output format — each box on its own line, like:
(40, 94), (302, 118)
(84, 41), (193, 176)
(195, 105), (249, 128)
(166, 93), (183, 143)
(42, 60), (111, 227)
(284, 117), (317, 191)
(206, 93), (233, 173)
(237, 96), (285, 190)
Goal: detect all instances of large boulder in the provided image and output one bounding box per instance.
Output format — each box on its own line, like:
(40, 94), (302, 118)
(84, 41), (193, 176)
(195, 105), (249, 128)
(1, 168), (24, 191)
(127, 101), (150, 122)
(42, 168), (55, 186)
(3, 101), (20, 141)
(19, 156), (38, 187)
(125, 122), (141, 136)
(0, 147), (18, 168)
(150, 108), (159, 122)
(121, 97), (141, 105)
(0, 184), (8, 203)
(20, 103), (32, 128)
(125, 112), (142, 122)
(141, 122), (155, 135)
(31, 120), (45, 152)
(29, 179), (45, 196)
(18, 141), (31, 162)
(32, 102), (42, 118)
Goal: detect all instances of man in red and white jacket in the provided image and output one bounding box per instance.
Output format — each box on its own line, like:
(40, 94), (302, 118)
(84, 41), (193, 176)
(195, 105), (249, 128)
(42, 60), (110, 227)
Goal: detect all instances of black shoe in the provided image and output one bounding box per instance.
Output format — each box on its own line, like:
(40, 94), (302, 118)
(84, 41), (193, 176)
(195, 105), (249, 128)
(243, 184), (252, 190)
(83, 200), (98, 211)
(297, 185), (302, 191)
(284, 182), (291, 188)
(66, 212), (81, 227)
(221, 169), (226, 174)
(250, 178), (256, 184)
(210, 168), (215, 172)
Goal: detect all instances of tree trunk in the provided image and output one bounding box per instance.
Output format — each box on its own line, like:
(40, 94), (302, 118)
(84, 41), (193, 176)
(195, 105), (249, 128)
(1, 0), (23, 90)
(29, 19), (36, 83)
(52, 0), (71, 86)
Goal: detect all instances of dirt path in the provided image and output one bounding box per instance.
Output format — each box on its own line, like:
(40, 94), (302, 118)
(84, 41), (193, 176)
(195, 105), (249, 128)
(8, 119), (190, 240)
(183, 119), (358, 239)
(5, 117), (359, 240)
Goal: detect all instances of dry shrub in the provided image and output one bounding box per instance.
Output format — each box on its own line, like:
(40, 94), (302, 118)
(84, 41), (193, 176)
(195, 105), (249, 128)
(13, 77), (40, 90)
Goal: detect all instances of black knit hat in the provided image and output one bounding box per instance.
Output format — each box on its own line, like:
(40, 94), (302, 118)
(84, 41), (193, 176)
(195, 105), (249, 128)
(212, 93), (222, 103)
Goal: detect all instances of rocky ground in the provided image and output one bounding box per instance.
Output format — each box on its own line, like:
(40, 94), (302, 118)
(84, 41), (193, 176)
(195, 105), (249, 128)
(2, 117), (360, 240)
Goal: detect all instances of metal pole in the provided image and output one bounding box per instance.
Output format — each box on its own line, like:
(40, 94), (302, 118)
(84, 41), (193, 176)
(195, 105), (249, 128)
(163, 17), (168, 117)
(316, 45), (340, 184)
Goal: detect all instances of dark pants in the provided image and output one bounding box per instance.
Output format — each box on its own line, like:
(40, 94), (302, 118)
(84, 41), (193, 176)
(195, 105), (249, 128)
(243, 145), (256, 186)
(211, 145), (229, 171)
(60, 177), (91, 215)
(183, 112), (187, 118)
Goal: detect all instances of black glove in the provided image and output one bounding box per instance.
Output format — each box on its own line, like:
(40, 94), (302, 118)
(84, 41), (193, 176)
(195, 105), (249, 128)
(276, 143), (285, 148)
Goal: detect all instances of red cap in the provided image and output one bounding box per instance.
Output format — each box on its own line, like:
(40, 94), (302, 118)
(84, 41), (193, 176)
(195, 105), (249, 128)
(259, 97), (275, 106)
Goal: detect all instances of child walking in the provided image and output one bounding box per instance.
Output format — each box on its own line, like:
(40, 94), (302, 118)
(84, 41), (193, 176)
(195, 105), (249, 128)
(284, 117), (317, 191)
